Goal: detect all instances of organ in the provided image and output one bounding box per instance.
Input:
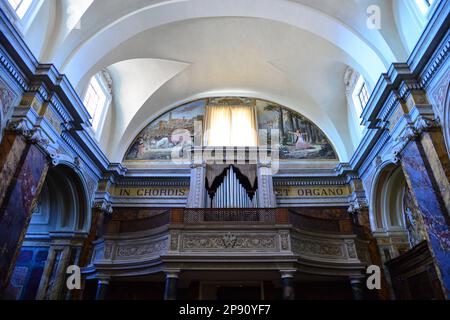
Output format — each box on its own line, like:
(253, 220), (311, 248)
(207, 166), (258, 208)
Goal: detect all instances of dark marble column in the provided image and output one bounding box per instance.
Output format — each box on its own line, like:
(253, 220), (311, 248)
(400, 139), (450, 299)
(350, 278), (365, 300)
(0, 142), (49, 293)
(73, 204), (112, 300)
(0, 133), (28, 208)
(164, 270), (180, 300)
(280, 270), (296, 300)
(95, 278), (110, 300)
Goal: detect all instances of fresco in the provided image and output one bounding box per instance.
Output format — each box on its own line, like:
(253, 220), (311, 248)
(124, 98), (337, 161)
(125, 99), (206, 160)
(256, 100), (337, 160)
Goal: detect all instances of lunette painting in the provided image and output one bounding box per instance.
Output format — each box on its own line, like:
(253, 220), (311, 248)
(124, 98), (337, 161)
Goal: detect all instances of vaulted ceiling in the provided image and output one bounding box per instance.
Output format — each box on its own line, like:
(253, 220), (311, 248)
(22, 0), (426, 162)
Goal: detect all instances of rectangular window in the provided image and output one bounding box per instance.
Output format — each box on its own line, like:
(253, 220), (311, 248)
(8, 0), (33, 19)
(358, 82), (370, 110)
(205, 105), (258, 147)
(83, 76), (108, 131)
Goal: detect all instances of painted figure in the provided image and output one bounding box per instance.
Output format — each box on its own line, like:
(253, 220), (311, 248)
(291, 130), (312, 150)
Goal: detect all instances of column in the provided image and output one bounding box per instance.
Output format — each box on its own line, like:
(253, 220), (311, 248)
(389, 92), (450, 298)
(0, 133), (28, 208)
(349, 277), (365, 300)
(0, 138), (50, 293)
(164, 270), (180, 300)
(400, 138), (450, 298)
(280, 270), (296, 300)
(95, 278), (110, 300)
(348, 198), (392, 300)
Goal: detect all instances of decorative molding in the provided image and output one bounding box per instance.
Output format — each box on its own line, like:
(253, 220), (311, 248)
(347, 198), (369, 215)
(115, 240), (167, 258)
(93, 199), (113, 215)
(181, 232), (278, 251)
(291, 238), (343, 258)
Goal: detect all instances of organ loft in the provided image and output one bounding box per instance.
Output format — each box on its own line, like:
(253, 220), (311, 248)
(0, 0), (449, 301)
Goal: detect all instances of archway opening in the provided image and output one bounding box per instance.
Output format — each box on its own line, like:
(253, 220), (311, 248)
(372, 164), (425, 262)
(4, 165), (90, 300)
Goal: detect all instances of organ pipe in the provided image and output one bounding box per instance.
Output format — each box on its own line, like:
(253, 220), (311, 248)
(210, 166), (257, 208)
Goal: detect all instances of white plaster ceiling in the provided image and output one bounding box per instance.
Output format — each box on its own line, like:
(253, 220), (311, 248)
(23, 0), (420, 162)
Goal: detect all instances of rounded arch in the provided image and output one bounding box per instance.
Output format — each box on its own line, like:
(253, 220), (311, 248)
(444, 85), (450, 157)
(59, 0), (390, 88)
(370, 162), (408, 231)
(28, 164), (91, 236)
(393, 0), (427, 55)
(120, 96), (342, 163)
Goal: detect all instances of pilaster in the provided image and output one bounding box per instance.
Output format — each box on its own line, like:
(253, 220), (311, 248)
(257, 162), (277, 208)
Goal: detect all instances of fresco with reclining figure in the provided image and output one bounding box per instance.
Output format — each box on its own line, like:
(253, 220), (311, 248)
(125, 100), (206, 161)
(124, 98), (337, 161)
(256, 100), (337, 160)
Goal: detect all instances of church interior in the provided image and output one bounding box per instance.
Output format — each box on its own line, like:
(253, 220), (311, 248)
(0, 0), (449, 301)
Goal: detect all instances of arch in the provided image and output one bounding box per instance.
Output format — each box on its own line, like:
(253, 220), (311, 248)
(28, 164), (91, 236)
(444, 85), (450, 157)
(121, 97), (340, 163)
(393, 0), (426, 55)
(114, 92), (350, 162)
(58, 0), (390, 88)
(370, 162), (408, 231)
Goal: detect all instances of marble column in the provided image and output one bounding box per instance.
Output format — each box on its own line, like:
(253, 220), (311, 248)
(36, 245), (72, 300)
(73, 203), (112, 300)
(0, 133), (28, 208)
(164, 270), (180, 300)
(95, 278), (110, 300)
(400, 139), (450, 298)
(280, 270), (296, 300)
(0, 141), (49, 293)
(348, 202), (392, 300)
(349, 277), (365, 300)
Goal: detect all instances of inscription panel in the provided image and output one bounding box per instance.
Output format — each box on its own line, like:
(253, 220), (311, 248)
(275, 186), (350, 198)
(113, 187), (189, 198)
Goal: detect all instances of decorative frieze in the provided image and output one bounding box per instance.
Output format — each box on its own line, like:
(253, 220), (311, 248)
(181, 233), (278, 251)
(115, 241), (168, 258)
(291, 238), (343, 258)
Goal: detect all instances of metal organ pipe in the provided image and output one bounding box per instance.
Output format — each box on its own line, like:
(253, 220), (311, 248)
(210, 166), (258, 209)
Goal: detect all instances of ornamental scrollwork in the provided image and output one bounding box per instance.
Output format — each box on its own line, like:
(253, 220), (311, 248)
(182, 233), (277, 251)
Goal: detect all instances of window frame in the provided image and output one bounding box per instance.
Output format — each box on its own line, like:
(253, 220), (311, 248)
(2, 0), (44, 34)
(351, 75), (371, 121)
(406, 0), (439, 28)
(83, 73), (112, 140)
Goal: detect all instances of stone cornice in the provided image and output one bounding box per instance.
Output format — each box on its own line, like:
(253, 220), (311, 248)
(0, 7), (110, 176)
(352, 1), (450, 175)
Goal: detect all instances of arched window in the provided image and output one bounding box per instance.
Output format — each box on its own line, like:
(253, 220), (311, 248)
(83, 71), (112, 136)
